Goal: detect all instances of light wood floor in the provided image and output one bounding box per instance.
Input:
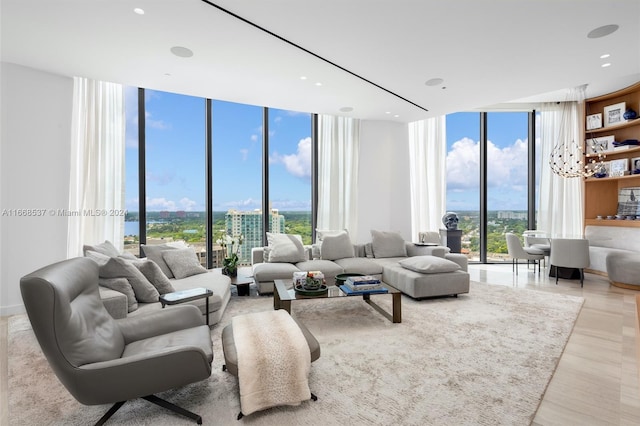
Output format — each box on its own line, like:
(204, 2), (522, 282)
(1, 263), (639, 425)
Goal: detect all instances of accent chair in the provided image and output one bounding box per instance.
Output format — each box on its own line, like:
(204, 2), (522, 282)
(20, 257), (213, 425)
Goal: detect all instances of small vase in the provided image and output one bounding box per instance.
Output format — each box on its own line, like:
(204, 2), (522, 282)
(623, 108), (637, 120)
(222, 267), (237, 277)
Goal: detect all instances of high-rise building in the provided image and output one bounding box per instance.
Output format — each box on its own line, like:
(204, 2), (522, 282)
(225, 209), (285, 263)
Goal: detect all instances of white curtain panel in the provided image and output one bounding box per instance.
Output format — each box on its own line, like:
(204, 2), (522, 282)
(67, 78), (125, 257)
(317, 115), (360, 237)
(538, 87), (585, 238)
(408, 116), (446, 241)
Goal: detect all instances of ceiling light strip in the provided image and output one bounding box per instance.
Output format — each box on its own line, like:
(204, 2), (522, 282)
(199, 0), (428, 113)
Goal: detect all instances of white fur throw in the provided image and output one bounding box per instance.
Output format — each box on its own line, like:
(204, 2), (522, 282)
(232, 310), (311, 416)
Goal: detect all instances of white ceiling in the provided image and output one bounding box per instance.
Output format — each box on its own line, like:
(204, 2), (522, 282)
(2, 0), (640, 123)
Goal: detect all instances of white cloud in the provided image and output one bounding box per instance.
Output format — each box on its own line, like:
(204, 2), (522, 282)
(146, 197), (176, 211)
(145, 111), (170, 130)
(269, 137), (312, 179)
(220, 198), (262, 210)
(446, 137), (528, 191)
(240, 148), (249, 161)
(179, 197), (197, 211)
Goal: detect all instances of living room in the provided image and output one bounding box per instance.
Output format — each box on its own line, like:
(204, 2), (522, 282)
(3, 1), (640, 425)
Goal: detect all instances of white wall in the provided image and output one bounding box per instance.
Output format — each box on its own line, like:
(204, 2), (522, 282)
(355, 120), (411, 243)
(0, 63), (73, 315)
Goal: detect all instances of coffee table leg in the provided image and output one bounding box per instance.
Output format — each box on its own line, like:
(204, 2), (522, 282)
(392, 292), (401, 323)
(206, 296), (210, 325)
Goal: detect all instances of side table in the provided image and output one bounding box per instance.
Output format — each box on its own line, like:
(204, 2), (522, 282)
(159, 287), (213, 325)
(229, 274), (253, 296)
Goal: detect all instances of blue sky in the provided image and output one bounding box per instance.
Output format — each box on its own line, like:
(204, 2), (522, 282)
(124, 87), (312, 212)
(446, 111), (533, 212)
(125, 87), (533, 213)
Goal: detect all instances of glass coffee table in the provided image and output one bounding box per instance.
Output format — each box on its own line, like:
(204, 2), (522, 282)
(273, 279), (401, 323)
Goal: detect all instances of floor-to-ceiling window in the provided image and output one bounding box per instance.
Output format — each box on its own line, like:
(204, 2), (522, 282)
(143, 90), (207, 264)
(446, 112), (481, 259)
(267, 108), (313, 244)
(486, 112), (529, 261)
(123, 88), (315, 266)
(446, 111), (535, 262)
(212, 100), (263, 265)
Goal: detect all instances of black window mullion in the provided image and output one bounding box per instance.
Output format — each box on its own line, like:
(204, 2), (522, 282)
(479, 112), (488, 263)
(205, 99), (214, 269)
(262, 108), (270, 246)
(137, 88), (147, 255)
(527, 110), (536, 230)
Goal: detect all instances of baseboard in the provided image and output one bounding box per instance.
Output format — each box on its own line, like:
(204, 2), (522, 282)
(585, 269), (608, 277)
(0, 303), (25, 317)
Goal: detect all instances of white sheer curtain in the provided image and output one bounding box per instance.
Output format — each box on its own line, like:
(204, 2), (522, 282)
(67, 77), (125, 257)
(317, 115), (360, 237)
(408, 117), (446, 240)
(538, 87), (585, 238)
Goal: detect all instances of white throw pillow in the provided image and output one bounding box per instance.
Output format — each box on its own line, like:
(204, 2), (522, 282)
(265, 233), (306, 263)
(162, 248), (207, 280)
(321, 231), (355, 260)
(141, 241), (188, 278)
(371, 230), (407, 258)
(398, 256), (461, 274)
(316, 228), (348, 241)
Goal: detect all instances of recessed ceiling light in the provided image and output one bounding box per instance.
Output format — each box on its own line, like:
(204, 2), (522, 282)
(385, 111), (391, 115)
(170, 46), (193, 58)
(300, 76), (307, 80)
(587, 24), (619, 39)
(600, 53), (610, 59)
(425, 78), (444, 87)
(602, 63), (612, 68)
(315, 82), (322, 86)
(133, 8), (145, 15)
(339, 107), (354, 113)
(394, 114), (400, 118)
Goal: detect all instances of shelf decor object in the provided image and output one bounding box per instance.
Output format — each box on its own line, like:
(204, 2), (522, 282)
(586, 113), (603, 130)
(604, 102), (626, 127)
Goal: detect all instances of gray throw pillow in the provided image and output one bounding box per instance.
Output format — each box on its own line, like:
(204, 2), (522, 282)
(99, 257), (160, 303)
(141, 242), (188, 278)
(130, 259), (176, 295)
(398, 256), (461, 274)
(321, 231), (355, 260)
(265, 233), (306, 263)
(371, 230), (407, 258)
(85, 250), (111, 266)
(99, 277), (138, 312)
(162, 248), (207, 280)
(83, 240), (120, 257)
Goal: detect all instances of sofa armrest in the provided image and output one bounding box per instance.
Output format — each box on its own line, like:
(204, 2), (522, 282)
(252, 247), (265, 264)
(117, 305), (204, 343)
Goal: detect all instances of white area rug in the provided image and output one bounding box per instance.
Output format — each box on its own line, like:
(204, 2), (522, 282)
(8, 282), (583, 425)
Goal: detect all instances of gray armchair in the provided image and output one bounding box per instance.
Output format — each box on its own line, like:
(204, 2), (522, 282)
(20, 257), (213, 425)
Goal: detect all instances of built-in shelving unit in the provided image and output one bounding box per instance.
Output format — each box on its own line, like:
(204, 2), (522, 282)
(584, 81), (640, 228)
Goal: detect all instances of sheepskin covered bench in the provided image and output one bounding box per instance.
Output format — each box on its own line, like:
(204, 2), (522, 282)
(221, 310), (320, 419)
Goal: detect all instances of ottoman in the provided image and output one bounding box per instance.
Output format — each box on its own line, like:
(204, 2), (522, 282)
(606, 252), (640, 290)
(221, 315), (321, 376)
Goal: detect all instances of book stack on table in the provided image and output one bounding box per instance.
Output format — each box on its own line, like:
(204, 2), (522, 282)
(340, 275), (388, 295)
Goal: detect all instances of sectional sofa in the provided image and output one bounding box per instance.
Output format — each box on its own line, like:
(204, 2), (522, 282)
(252, 230), (470, 299)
